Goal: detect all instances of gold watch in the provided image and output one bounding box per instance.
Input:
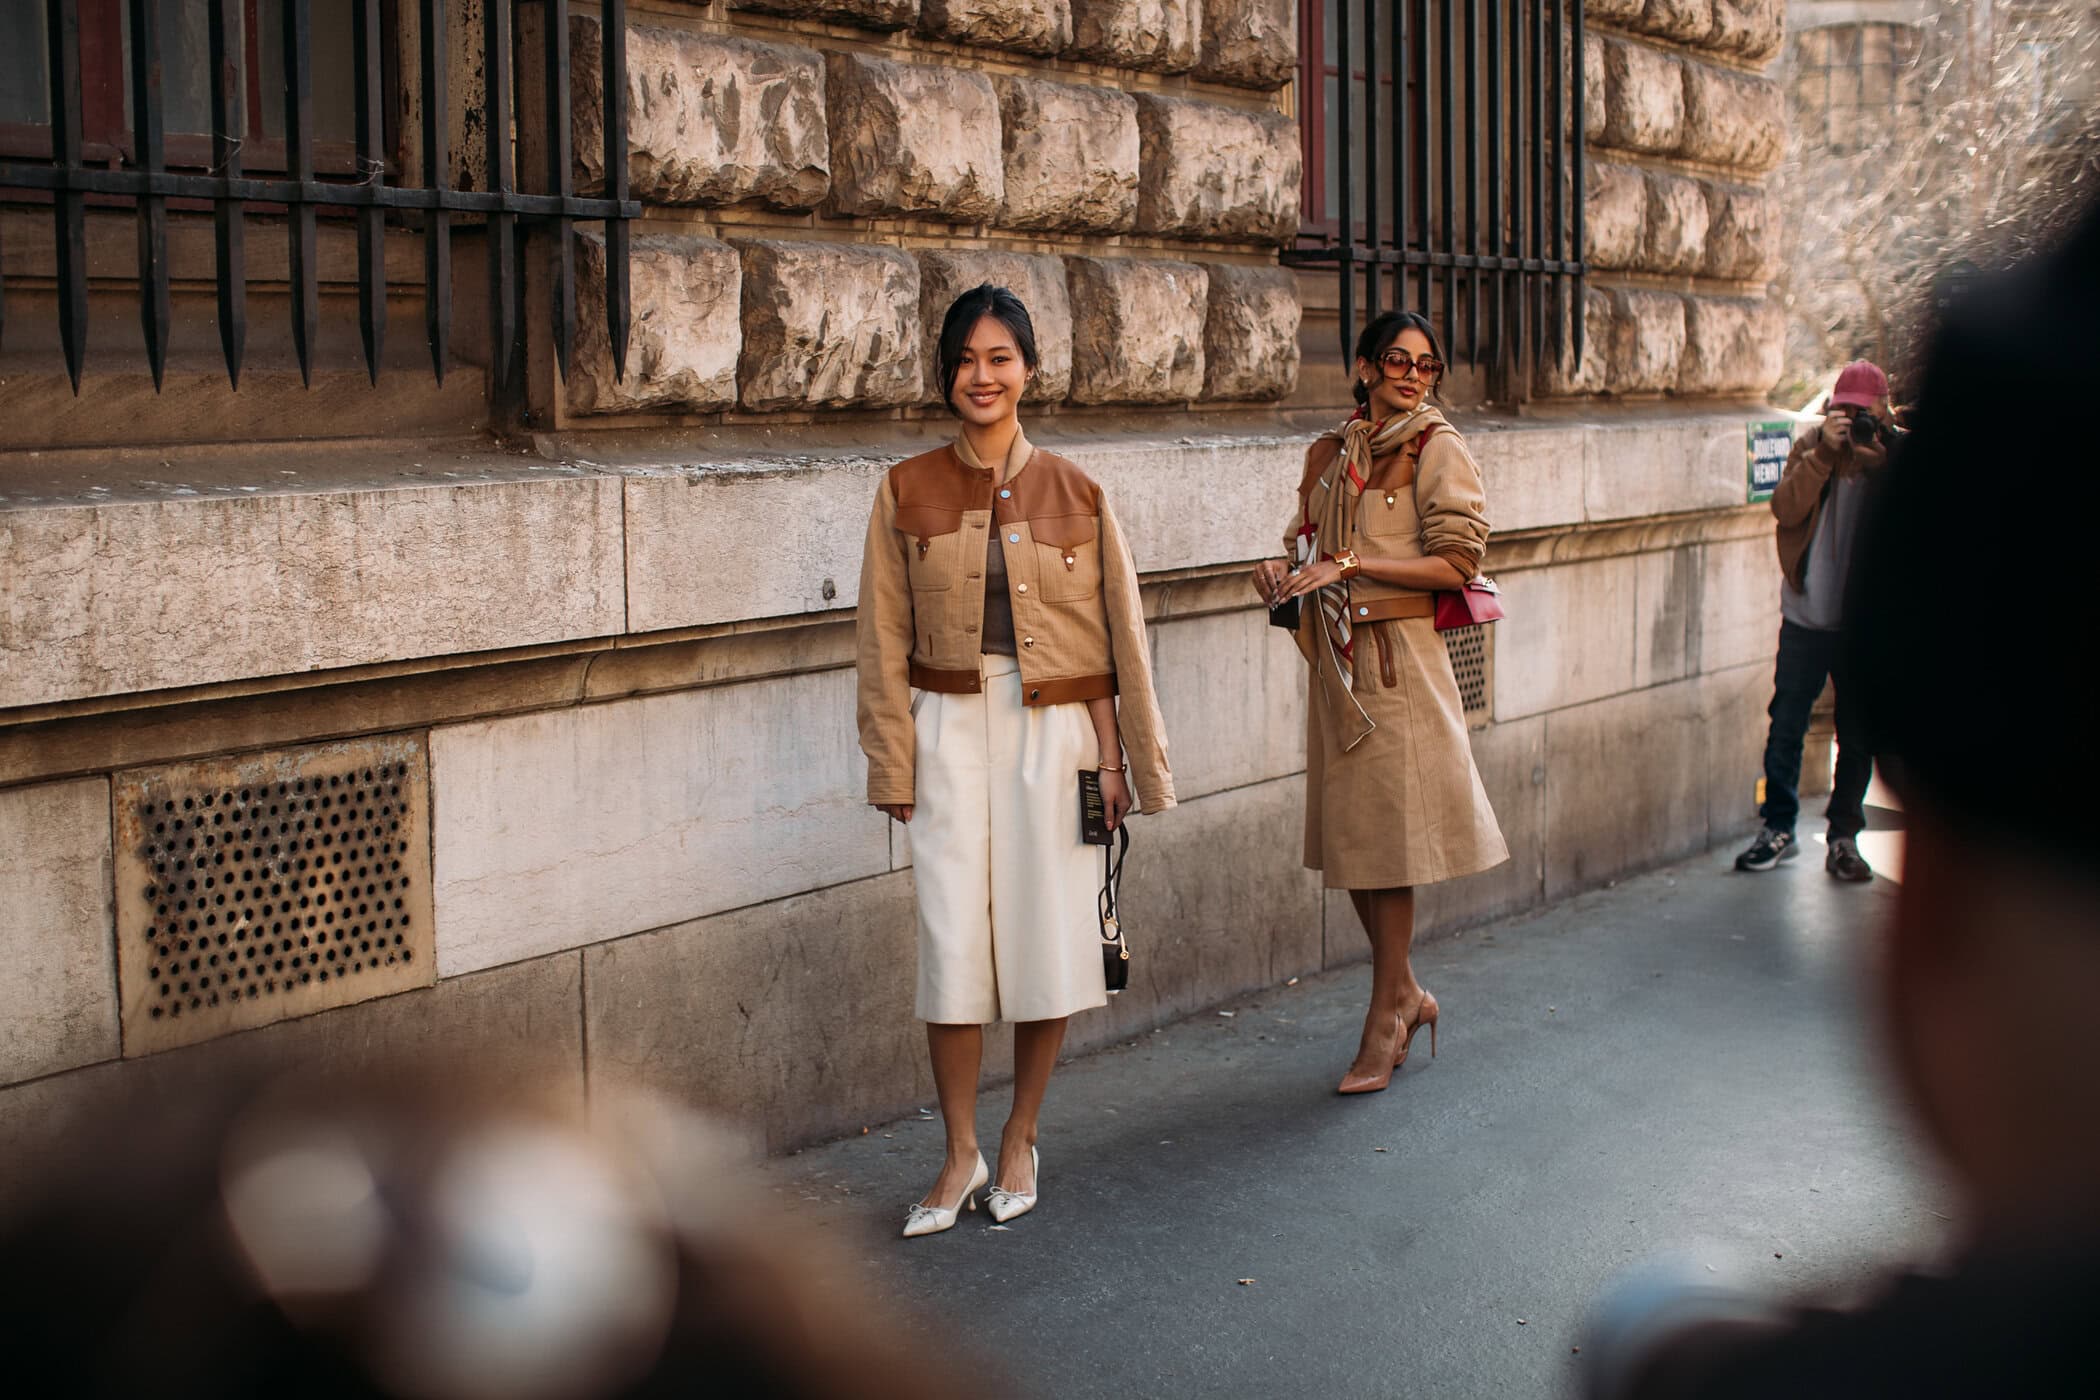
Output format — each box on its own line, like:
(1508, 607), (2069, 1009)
(1333, 548), (1362, 580)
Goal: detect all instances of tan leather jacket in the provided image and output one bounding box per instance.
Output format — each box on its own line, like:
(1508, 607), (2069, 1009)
(1290, 411), (1492, 627)
(1771, 427), (1887, 592)
(856, 430), (1174, 813)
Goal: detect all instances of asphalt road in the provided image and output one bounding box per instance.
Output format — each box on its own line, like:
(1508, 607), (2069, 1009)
(764, 819), (1942, 1399)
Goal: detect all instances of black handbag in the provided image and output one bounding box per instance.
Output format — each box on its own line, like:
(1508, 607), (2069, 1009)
(1098, 825), (1130, 994)
(1267, 593), (1301, 632)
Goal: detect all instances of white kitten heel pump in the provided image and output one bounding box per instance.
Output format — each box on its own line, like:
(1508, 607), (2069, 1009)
(986, 1147), (1039, 1224)
(902, 1154), (989, 1239)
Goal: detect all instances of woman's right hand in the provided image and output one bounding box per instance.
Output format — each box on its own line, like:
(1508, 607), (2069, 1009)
(876, 803), (914, 824)
(1251, 558), (1289, 605)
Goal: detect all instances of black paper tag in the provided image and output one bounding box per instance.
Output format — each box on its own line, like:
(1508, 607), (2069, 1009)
(1078, 769), (1113, 846)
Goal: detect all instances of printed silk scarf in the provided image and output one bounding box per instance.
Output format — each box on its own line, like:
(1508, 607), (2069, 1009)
(1302, 407), (1435, 753)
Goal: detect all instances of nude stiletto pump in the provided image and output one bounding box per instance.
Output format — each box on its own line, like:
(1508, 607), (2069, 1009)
(902, 1154), (988, 1238)
(1394, 990), (1440, 1068)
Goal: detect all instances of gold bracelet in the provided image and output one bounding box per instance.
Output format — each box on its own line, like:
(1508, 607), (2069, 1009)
(1098, 761), (1126, 773)
(1333, 548), (1362, 580)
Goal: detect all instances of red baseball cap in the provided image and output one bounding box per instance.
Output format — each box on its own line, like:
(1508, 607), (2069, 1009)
(1828, 360), (1889, 409)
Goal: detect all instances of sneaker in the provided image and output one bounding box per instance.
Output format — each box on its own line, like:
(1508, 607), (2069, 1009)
(1826, 837), (1874, 883)
(1734, 827), (1798, 872)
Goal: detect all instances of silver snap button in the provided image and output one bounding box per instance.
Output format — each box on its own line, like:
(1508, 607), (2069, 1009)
(1358, 606), (1370, 617)
(1023, 637), (1034, 648)
(1008, 533), (1020, 543)
(1016, 583), (1029, 594)
(999, 489), (1011, 499)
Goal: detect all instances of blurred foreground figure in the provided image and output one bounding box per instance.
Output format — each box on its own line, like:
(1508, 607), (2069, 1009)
(0, 1072), (973, 1400)
(1585, 203), (2100, 1396)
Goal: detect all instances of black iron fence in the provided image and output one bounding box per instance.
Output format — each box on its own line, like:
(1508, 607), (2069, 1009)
(1289, 0), (1587, 391)
(0, 0), (638, 393)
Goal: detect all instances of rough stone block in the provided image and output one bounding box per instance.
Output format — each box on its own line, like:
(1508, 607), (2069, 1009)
(727, 0), (918, 31)
(2, 483), (626, 709)
(1583, 31), (1609, 138)
(1584, 0), (1646, 18)
(995, 76), (1139, 234)
(1640, 0), (1713, 42)
(1704, 182), (1779, 281)
(824, 52), (1003, 223)
(1584, 160), (1648, 269)
(585, 873), (929, 1155)
(1681, 61), (1784, 172)
(1196, 0), (1297, 90)
(1534, 287), (1614, 398)
(1607, 289), (1687, 395)
(1, 779), (116, 1087)
(567, 233), (740, 417)
(1644, 170), (1711, 276)
(1710, 0), (1785, 63)
(917, 249), (1074, 405)
(1135, 95), (1300, 245)
(1602, 38), (1685, 154)
(1681, 295), (1783, 396)
(572, 19), (828, 211)
(430, 671), (891, 978)
(1068, 0), (1200, 72)
(736, 239), (922, 410)
(1149, 607), (1305, 801)
(1066, 257), (1209, 404)
(920, 0), (1072, 52)
(1201, 262), (1301, 401)
(1543, 678), (1711, 897)
(1494, 556), (1640, 722)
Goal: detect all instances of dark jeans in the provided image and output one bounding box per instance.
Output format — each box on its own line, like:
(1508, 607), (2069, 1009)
(1759, 621), (1873, 840)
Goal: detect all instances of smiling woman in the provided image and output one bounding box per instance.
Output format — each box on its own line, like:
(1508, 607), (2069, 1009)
(854, 284), (1174, 1240)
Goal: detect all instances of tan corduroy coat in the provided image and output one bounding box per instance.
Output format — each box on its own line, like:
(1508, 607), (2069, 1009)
(857, 430), (1174, 814)
(1290, 412), (1508, 889)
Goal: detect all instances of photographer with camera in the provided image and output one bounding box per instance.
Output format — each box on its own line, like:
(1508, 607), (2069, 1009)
(1735, 361), (1900, 882)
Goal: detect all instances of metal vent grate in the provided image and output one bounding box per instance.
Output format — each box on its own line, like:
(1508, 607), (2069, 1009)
(1443, 624), (1494, 727)
(113, 736), (436, 1057)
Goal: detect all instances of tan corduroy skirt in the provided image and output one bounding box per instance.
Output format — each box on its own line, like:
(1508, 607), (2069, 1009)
(909, 655), (1108, 1024)
(1304, 615), (1509, 889)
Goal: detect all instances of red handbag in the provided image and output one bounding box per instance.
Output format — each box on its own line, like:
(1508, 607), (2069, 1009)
(1434, 576), (1504, 631)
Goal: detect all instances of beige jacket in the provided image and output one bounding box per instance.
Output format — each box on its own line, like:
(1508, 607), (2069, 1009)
(1290, 409), (1492, 627)
(856, 430), (1174, 813)
(1770, 428), (1887, 592)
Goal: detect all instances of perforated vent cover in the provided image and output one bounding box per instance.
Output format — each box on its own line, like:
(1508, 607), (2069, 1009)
(1443, 624), (1494, 727)
(113, 736), (436, 1056)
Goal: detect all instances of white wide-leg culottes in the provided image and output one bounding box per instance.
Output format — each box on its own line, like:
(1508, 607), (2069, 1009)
(910, 654), (1108, 1025)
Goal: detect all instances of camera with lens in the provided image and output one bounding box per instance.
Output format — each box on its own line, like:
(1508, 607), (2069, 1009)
(1848, 409), (1882, 446)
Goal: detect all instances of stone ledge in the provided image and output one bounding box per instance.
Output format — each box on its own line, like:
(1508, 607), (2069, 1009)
(2, 413), (1776, 712)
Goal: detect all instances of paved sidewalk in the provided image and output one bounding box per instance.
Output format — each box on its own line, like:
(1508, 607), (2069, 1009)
(764, 827), (1942, 1399)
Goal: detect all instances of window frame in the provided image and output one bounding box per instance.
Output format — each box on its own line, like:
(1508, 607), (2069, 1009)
(0, 0), (379, 178)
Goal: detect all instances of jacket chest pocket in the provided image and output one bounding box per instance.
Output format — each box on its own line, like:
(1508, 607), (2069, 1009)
(1357, 486), (1417, 541)
(1029, 514), (1100, 603)
(895, 505), (962, 592)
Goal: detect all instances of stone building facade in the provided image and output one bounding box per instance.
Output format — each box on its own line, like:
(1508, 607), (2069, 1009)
(3, 2), (1793, 1165)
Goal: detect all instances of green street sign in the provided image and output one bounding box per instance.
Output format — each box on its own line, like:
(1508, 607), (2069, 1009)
(1747, 420), (1792, 503)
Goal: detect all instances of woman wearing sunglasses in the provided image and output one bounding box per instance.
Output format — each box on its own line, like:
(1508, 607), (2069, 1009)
(1252, 310), (1507, 1095)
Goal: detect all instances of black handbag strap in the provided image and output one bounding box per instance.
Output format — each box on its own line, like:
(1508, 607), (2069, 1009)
(1099, 824), (1129, 934)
